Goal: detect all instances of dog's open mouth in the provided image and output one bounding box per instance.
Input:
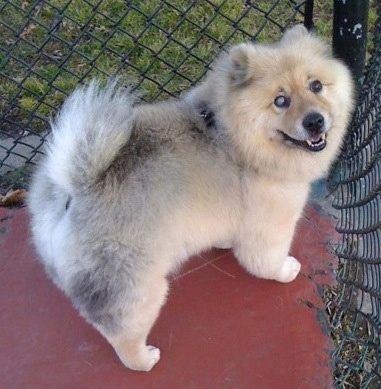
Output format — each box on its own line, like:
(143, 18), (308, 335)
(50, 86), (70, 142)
(278, 131), (327, 152)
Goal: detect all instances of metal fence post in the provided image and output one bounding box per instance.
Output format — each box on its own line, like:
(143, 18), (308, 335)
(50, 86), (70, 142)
(332, 0), (369, 89)
(303, 0), (315, 30)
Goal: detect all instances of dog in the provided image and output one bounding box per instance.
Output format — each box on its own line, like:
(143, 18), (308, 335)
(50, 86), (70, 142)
(28, 25), (354, 371)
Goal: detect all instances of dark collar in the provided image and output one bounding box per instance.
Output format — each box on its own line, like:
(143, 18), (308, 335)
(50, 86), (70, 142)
(197, 101), (215, 128)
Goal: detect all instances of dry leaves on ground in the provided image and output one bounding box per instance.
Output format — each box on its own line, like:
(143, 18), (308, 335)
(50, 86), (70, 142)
(0, 189), (27, 207)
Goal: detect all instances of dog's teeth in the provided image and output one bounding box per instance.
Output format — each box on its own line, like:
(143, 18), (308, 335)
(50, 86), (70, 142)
(306, 134), (326, 148)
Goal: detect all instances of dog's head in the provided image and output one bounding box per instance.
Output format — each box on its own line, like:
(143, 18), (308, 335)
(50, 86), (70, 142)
(213, 25), (354, 181)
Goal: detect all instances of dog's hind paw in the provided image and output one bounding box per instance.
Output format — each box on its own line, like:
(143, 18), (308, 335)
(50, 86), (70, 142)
(142, 345), (161, 371)
(274, 256), (301, 283)
(117, 344), (161, 372)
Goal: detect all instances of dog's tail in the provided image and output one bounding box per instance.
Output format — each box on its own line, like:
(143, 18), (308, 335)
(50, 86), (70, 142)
(44, 80), (135, 194)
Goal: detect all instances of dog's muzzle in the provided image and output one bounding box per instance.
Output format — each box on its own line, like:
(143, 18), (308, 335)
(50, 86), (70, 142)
(278, 111), (327, 152)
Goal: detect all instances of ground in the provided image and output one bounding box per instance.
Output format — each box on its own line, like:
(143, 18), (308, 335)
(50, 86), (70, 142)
(0, 186), (339, 388)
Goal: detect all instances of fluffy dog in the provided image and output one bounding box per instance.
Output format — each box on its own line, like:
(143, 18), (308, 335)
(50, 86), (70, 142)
(28, 25), (354, 371)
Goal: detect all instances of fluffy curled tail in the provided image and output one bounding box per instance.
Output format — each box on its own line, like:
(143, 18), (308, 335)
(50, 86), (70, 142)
(45, 80), (135, 194)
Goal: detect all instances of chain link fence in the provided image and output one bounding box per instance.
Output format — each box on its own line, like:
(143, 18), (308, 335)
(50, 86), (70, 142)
(0, 0), (312, 190)
(1, 0), (380, 387)
(328, 2), (381, 386)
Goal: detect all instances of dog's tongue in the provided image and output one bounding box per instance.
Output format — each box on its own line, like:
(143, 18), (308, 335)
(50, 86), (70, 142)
(309, 134), (323, 142)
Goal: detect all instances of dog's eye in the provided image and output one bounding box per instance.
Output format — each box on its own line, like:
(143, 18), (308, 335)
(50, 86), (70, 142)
(310, 80), (323, 93)
(274, 95), (290, 109)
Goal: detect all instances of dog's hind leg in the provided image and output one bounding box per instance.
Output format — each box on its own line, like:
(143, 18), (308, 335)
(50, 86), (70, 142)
(103, 276), (168, 371)
(67, 244), (169, 371)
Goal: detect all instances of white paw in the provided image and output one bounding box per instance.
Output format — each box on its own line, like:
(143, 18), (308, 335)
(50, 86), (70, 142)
(142, 345), (161, 371)
(119, 345), (161, 372)
(274, 256), (301, 283)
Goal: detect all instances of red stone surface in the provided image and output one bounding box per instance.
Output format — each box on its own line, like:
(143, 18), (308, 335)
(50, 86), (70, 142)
(0, 205), (338, 388)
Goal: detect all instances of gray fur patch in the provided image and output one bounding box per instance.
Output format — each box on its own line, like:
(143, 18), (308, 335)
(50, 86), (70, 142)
(70, 269), (121, 333)
(68, 242), (138, 334)
(98, 126), (174, 185)
(97, 104), (219, 186)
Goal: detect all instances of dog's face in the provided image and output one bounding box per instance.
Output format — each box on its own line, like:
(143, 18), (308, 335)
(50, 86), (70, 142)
(266, 70), (334, 154)
(215, 25), (354, 180)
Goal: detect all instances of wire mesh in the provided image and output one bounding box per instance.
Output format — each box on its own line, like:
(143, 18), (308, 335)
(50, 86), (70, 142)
(0, 0), (311, 190)
(328, 2), (381, 387)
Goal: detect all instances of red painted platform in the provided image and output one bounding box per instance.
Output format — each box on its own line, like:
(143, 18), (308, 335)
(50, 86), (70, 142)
(0, 202), (338, 388)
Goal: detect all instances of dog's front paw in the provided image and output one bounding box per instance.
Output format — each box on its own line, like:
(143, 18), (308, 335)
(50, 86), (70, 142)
(274, 256), (301, 283)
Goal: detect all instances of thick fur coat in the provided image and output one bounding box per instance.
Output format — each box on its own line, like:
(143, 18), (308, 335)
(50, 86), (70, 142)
(28, 26), (354, 371)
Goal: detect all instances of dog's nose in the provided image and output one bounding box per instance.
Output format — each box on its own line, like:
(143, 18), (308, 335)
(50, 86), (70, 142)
(302, 112), (325, 134)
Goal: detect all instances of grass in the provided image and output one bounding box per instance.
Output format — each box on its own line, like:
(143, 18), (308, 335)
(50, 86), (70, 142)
(324, 281), (381, 389)
(0, 0), (377, 133)
(1, 0), (321, 133)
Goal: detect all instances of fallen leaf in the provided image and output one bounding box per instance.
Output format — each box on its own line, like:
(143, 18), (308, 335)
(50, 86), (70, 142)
(0, 189), (28, 207)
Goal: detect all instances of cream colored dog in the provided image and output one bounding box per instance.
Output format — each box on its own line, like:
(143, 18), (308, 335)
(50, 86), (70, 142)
(28, 25), (354, 371)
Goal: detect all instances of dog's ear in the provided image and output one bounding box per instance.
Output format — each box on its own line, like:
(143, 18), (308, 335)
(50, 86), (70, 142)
(280, 24), (330, 56)
(225, 43), (274, 87)
(280, 24), (309, 44)
(228, 43), (254, 86)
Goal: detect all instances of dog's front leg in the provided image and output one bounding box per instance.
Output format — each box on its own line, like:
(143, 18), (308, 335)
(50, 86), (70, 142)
(234, 174), (310, 283)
